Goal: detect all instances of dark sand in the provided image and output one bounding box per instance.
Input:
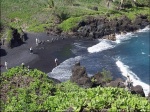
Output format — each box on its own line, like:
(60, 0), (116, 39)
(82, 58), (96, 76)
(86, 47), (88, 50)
(0, 32), (77, 73)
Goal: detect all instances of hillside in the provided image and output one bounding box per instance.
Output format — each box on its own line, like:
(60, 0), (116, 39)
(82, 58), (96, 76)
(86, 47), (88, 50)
(1, 0), (150, 34)
(0, 1), (150, 111)
(0, 67), (150, 111)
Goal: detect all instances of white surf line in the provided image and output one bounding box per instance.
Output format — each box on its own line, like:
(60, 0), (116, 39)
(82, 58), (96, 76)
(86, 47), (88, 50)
(116, 60), (150, 96)
(48, 56), (82, 82)
(88, 26), (150, 54)
(87, 39), (116, 53)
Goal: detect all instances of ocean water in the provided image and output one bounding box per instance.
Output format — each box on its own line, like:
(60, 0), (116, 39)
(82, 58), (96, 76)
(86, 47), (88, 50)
(48, 26), (150, 96)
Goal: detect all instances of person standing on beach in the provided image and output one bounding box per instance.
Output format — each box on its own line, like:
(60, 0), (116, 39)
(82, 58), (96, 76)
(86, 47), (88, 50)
(36, 38), (38, 46)
(30, 47), (33, 54)
(5, 61), (8, 70)
(2, 38), (5, 45)
(55, 58), (58, 66)
(36, 38), (40, 46)
(125, 75), (133, 90)
(21, 63), (25, 69)
(27, 65), (30, 71)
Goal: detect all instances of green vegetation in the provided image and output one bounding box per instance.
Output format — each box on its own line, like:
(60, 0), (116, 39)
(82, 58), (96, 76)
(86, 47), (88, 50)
(1, 67), (150, 111)
(5, 28), (13, 42)
(101, 69), (113, 82)
(58, 17), (82, 32)
(1, 0), (149, 34)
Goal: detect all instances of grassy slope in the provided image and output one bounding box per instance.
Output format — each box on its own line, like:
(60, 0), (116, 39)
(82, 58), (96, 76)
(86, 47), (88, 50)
(1, 67), (150, 111)
(1, 0), (150, 34)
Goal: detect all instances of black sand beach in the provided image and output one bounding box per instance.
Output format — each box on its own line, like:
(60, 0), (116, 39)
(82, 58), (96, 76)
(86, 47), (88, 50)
(0, 32), (77, 73)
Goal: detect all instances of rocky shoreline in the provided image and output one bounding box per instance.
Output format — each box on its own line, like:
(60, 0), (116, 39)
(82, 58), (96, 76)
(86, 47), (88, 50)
(70, 62), (150, 98)
(46, 14), (149, 41)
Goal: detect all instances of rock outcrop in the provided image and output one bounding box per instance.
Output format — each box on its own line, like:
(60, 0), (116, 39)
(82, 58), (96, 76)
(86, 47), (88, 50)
(107, 78), (125, 88)
(74, 15), (149, 40)
(4, 27), (26, 48)
(130, 85), (145, 97)
(70, 64), (146, 97)
(45, 15), (149, 41)
(70, 63), (93, 88)
(90, 72), (111, 87)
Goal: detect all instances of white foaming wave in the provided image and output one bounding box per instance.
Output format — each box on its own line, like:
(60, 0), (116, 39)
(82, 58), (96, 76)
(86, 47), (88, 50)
(137, 25), (150, 32)
(87, 26), (149, 53)
(115, 32), (137, 44)
(116, 60), (150, 96)
(87, 32), (138, 53)
(48, 56), (82, 82)
(87, 39), (116, 53)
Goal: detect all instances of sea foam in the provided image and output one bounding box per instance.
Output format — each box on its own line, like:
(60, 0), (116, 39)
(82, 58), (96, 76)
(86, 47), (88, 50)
(87, 25), (150, 54)
(48, 56), (82, 82)
(137, 25), (150, 32)
(116, 60), (150, 96)
(87, 39), (116, 53)
(88, 32), (138, 53)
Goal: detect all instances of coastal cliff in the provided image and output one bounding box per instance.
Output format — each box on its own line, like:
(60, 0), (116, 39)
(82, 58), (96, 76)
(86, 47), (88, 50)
(46, 14), (150, 41)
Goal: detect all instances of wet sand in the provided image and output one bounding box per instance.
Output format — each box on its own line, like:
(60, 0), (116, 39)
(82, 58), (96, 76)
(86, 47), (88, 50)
(0, 32), (77, 73)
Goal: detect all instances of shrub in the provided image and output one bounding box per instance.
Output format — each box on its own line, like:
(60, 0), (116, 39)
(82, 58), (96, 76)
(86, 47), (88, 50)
(1, 67), (150, 111)
(58, 17), (82, 31)
(101, 68), (113, 82)
(47, 0), (54, 8)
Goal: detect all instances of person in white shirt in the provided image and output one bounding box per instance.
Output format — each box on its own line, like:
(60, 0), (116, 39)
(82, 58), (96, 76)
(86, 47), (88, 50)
(5, 61), (8, 70)
(30, 47), (33, 54)
(21, 63), (25, 68)
(36, 38), (38, 46)
(55, 58), (58, 66)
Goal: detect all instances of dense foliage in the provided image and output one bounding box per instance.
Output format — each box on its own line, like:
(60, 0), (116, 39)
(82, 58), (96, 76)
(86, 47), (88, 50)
(1, 0), (150, 34)
(1, 67), (150, 111)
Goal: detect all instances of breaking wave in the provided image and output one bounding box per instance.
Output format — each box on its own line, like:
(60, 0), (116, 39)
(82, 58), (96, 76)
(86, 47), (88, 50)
(116, 60), (150, 96)
(48, 56), (82, 82)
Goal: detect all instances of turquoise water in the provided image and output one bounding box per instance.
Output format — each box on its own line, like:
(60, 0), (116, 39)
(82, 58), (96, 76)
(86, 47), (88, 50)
(114, 31), (149, 84)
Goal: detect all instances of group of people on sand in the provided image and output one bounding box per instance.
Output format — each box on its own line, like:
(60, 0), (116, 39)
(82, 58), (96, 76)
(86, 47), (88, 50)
(34, 38), (59, 66)
(2, 61), (28, 70)
(29, 38), (39, 54)
(2, 37), (59, 71)
(3, 58), (59, 70)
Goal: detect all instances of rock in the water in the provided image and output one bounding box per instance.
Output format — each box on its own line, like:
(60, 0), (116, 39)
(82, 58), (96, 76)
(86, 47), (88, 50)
(108, 78), (125, 88)
(131, 85), (145, 97)
(90, 72), (104, 87)
(70, 64), (92, 88)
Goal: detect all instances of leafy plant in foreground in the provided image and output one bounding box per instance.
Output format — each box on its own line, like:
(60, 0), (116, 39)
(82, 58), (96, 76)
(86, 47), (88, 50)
(1, 67), (150, 111)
